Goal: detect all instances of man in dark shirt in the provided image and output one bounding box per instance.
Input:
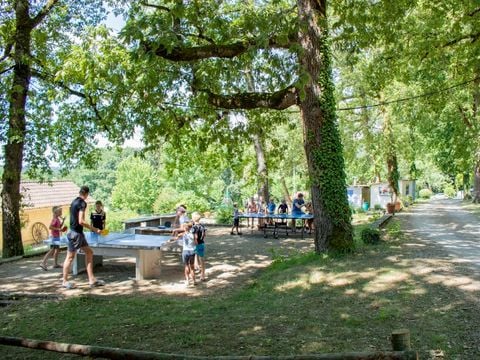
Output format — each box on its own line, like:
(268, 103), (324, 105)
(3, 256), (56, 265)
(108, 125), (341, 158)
(62, 186), (104, 289)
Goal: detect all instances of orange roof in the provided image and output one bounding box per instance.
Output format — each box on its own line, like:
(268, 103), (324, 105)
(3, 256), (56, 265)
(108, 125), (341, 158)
(20, 181), (87, 209)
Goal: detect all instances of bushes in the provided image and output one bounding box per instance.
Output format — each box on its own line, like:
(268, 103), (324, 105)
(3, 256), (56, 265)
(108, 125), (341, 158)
(418, 188), (433, 199)
(361, 227), (381, 245)
(153, 189), (211, 214)
(443, 184), (456, 198)
(214, 204), (233, 225)
(107, 209), (141, 232)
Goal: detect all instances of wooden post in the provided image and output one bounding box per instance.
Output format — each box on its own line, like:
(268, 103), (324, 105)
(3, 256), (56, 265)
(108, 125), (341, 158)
(391, 329), (411, 351)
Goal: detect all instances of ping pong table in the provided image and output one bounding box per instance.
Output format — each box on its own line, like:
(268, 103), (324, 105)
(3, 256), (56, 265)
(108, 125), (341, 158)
(238, 213), (314, 238)
(45, 233), (178, 281)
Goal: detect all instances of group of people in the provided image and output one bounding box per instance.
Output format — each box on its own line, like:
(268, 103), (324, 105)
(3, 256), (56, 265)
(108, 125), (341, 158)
(167, 204), (208, 286)
(40, 186), (208, 289)
(39, 186), (312, 290)
(231, 192), (314, 233)
(39, 186), (108, 289)
(170, 211), (207, 287)
(231, 197), (289, 233)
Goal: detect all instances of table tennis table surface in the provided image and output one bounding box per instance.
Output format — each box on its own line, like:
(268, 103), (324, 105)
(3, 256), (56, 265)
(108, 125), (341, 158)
(88, 232), (172, 250)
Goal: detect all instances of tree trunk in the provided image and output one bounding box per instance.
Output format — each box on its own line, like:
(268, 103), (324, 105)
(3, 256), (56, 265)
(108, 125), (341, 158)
(280, 177), (292, 203)
(360, 94), (381, 183)
(297, 0), (353, 252)
(252, 134), (269, 203)
(2, 0), (32, 258)
(245, 68), (270, 203)
(381, 102), (399, 204)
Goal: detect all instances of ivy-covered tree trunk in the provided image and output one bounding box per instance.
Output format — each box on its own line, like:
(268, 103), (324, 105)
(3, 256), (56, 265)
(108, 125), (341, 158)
(297, 0), (353, 252)
(1, 0), (33, 258)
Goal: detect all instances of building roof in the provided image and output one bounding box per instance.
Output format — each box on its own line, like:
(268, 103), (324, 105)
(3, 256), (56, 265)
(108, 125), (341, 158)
(20, 181), (82, 209)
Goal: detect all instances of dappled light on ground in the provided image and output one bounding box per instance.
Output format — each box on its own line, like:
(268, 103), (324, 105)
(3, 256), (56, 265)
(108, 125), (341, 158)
(0, 227), (315, 298)
(1, 200), (480, 358)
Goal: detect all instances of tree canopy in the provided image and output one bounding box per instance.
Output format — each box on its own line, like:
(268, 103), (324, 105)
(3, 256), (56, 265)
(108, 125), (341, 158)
(2, 0), (480, 256)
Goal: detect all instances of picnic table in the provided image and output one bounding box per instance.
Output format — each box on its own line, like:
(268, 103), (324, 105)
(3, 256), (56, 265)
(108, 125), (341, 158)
(122, 214), (176, 229)
(238, 213), (314, 239)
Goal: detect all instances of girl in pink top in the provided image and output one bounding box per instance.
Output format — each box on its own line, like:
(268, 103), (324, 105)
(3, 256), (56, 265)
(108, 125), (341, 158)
(39, 206), (67, 271)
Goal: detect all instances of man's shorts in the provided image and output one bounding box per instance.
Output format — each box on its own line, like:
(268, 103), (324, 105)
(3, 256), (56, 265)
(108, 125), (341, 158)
(50, 237), (61, 249)
(67, 230), (88, 252)
(182, 250), (195, 264)
(233, 218), (239, 226)
(195, 243), (205, 257)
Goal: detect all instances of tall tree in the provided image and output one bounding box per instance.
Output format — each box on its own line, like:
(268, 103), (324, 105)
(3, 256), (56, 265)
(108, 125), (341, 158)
(0, 1), (126, 257)
(1, 0), (60, 257)
(333, 0), (480, 197)
(131, 0), (353, 252)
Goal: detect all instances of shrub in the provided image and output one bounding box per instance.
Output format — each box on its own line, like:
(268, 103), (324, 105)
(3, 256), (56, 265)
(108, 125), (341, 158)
(107, 209), (141, 232)
(443, 184), (456, 198)
(361, 227), (381, 245)
(214, 204), (233, 224)
(374, 204), (383, 211)
(356, 207), (366, 214)
(418, 188), (433, 199)
(153, 189), (211, 214)
(400, 195), (413, 207)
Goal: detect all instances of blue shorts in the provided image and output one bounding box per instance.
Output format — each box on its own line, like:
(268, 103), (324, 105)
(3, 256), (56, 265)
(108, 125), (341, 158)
(195, 243), (205, 257)
(50, 237), (61, 249)
(182, 250), (195, 264)
(67, 231), (88, 252)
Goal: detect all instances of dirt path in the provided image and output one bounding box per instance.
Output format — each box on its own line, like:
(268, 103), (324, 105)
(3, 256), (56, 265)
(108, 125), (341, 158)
(0, 227), (315, 298)
(397, 197), (480, 275)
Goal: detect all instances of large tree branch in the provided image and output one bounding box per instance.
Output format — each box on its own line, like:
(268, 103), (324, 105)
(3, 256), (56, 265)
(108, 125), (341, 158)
(0, 65), (15, 75)
(31, 68), (104, 124)
(469, 7), (480, 17)
(457, 105), (473, 128)
(30, 0), (60, 28)
(444, 31), (480, 47)
(204, 86), (298, 110)
(140, 1), (171, 12)
(142, 34), (296, 61)
(0, 42), (13, 62)
(31, 68), (86, 98)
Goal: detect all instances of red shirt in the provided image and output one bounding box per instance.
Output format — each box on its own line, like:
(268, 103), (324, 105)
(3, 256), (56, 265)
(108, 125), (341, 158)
(50, 217), (62, 238)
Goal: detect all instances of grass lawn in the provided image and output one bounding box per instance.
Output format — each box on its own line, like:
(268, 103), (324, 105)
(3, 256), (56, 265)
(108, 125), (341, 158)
(0, 211), (478, 359)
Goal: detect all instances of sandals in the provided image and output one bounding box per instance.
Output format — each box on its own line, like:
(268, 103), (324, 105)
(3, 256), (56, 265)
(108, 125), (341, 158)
(89, 280), (105, 288)
(39, 264), (47, 271)
(62, 282), (75, 290)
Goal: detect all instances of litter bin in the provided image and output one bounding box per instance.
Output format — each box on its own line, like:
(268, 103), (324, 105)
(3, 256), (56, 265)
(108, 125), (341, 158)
(362, 201), (369, 211)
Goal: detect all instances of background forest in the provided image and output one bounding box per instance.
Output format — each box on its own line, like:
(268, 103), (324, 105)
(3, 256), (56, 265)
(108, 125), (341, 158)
(1, 0), (479, 252)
